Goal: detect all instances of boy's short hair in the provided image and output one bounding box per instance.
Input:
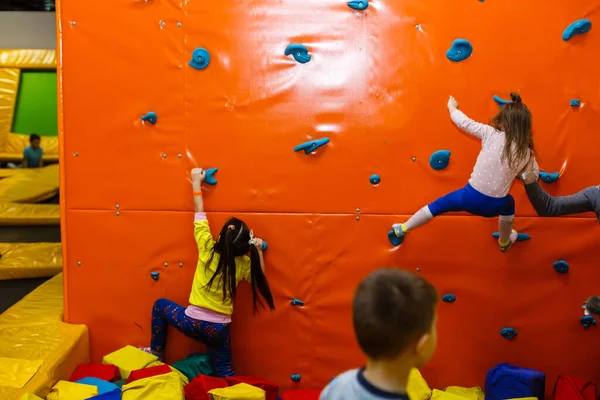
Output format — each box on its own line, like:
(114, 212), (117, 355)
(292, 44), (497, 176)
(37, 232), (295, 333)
(30, 134), (41, 142)
(353, 268), (438, 360)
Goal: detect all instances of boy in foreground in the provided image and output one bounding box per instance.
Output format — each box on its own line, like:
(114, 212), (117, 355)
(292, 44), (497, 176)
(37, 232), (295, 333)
(321, 269), (439, 400)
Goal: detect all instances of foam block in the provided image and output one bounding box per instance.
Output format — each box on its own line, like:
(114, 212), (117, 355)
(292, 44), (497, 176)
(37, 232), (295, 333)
(485, 363), (545, 400)
(46, 380), (99, 400)
(431, 389), (472, 399)
(185, 375), (228, 400)
(225, 376), (279, 400)
(125, 364), (172, 384)
(102, 345), (158, 379)
(70, 364), (121, 382)
(87, 389), (123, 400)
(18, 394), (43, 400)
(76, 377), (121, 394)
(281, 390), (322, 400)
(147, 360), (189, 385)
(407, 368), (432, 400)
(122, 371), (185, 400)
(172, 353), (213, 381)
(443, 386), (485, 400)
(209, 383), (266, 400)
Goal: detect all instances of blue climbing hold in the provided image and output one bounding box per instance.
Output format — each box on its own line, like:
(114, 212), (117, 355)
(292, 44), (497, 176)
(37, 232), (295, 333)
(285, 44), (311, 64)
(388, 230), (404, 246)
(294, 138), (330, 154)
(446, 39), (473, 62)
(150, 271), (159, 281)
(291, 299), (304, 306)
(189, 48), (211, 69)
(493, 95), (512, 108)
(570, 99), (581, 107)
(347, 0), (368, 10)
(430, 150), (451, 170)
(291, 374), (301, 382)
(262, 241), (268, 252)
(141, 112), (157, 124)
(553, 260), (569, 274)
(491, 232), (531, 241)
(580, 315), (596, 329)
(562, 19), (592, 41)
(369, 174), (381, 185)
(500, 327), (517, 339)
(204, 168), (218, 185)
(540, 171), (559, 184)
(442, 294), (456, 303)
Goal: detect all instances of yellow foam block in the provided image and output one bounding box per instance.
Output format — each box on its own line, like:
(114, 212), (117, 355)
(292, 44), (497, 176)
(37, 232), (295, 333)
(407, 368), (432, 400)
(122, 371), (184, 400)
(431, 389), (473, 400)
(102, 345), (158, 379)
(0, 242), (62, 280)
(0, 164), (59, 203)
(147, 360), (189, 385)
(0, 358), (43, 388)
(209, 383), (266, 400)
(46, 381), (98, 400)
(443, 386), (485, 400)
(19, 393), (44, 400)
(0, 203), (60, 226)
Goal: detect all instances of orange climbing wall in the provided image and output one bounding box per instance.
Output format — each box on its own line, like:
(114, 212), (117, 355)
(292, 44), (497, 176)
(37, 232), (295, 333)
(58, 0), (600, 393)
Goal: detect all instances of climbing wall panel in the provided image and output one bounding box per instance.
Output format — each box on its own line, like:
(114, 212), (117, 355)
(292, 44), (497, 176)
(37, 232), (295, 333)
(58, 0), (600, 394)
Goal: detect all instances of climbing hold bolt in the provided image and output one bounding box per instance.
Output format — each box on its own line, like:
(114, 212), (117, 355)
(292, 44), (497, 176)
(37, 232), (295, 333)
(553, 260), (569, 274)
(291, 299), (305, 306)
(179, 263), (183, 267)
(294, 138), (330, 154)
(189, 48), (211, 70)
(77, 261), (82, 266)
(164, 263), (168, 267)
(388, 230), (404, 246)
(493, 95), (512, 108)
(370, 174), (381, 185)
(347, 0), (368, 10)
(285, 44), (311, 64)
(203, 168), (218, 185)
(500, 327), (517, 339)
(429, 150), (451, 170)
(581, 315), (596, 329)
(141, 112), (157, 125)
(151, 272), (160, 281)
(492, 232), (531, 241)
(570, 99), (581, 107)
(539, 171), (559, 184)
(562, 19), (592, 41)
(442, 294), (456, 303)
(291, 374), (301, 382)
(446, 39), (473, 62)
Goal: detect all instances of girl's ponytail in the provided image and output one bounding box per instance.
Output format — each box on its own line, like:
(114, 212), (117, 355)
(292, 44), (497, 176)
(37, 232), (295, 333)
(249, 245), (276, 314)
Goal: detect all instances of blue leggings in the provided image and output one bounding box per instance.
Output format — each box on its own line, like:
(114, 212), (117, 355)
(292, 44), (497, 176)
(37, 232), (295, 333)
(428, 184), (515, 217)
(151, 298), (234, 377)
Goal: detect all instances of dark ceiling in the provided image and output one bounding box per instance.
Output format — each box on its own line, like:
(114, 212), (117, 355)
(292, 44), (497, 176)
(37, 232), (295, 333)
(0, 0), (55, 11)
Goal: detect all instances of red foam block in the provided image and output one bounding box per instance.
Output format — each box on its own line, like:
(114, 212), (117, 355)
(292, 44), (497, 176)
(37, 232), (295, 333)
(70, 364), (121, 382)
(125, 364), (172, 384)
(184, 375), (228, 400)
(225, 376), (279, 400)
(282, 389), (322, 400)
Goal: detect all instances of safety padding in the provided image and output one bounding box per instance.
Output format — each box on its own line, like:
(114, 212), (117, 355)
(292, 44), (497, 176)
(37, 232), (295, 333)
(121, 371), (185, 400)
(1, 133), (59, 162)
(407, 368), (433, 400)
(0, 164), (59, 203)
(281, 389), (322, 400)
(46, 380), (98, 399)
(172, 353), (213, 382)
(19, 393), (44, 400)
(443, 386), (485, 400)
(485, 363), (545, 400)
(209, 383), (266, 400)
(225, 376), (279, 400)
(184, 375), (228, 400)
(70, 364), (121, 382)
(146, 361), (189, 386)
(102, 346), (158, 380)
(126, 364), (172, 384)
(0, 68), (19, 146)
(0, 242), (62, 280)
(0, 203), (60, 225)
(0, 273), (90, 399)
(0, 49), (56, 69)
(0, 358), (43, 388)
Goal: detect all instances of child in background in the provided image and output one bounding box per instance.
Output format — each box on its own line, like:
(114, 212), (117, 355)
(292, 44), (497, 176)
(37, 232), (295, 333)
(141, 167), (276, 377)
(392, 93), (538, 252)
(24, 134), (44, 168)
(321, 268), (438, 400)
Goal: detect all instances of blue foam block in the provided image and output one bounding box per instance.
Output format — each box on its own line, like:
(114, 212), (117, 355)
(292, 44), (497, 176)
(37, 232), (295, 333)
(446, 39), (473, 62)
(485, 363), (545, 400)
(562, 19), (592, 41)
(76, 378), (120, 395)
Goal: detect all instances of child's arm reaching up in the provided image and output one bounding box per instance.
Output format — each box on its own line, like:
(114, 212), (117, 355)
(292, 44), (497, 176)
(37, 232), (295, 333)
(191, 168), (206, 213)
(448, 95), (496, 140)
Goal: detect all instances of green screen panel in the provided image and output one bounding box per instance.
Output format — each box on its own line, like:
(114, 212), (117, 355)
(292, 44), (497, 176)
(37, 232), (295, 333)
(12, 70), (58, 137)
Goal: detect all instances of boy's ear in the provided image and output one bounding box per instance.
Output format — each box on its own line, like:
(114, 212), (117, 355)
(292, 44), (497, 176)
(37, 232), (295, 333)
(415, 332), (431, 357)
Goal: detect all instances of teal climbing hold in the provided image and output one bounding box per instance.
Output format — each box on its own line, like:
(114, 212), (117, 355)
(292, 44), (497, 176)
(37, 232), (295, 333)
(442, 294), (456, 303)
(493, 95), (512, 108)
(294, 138), (330, 154)
(285, 44), (311, 64)
(446, 39), (473, 62)
(553, 260), (569, 274)
(291, 374), (301, 382)
(388, 230), (404, 246)
(370, 174), (381, 185)
(540, 171), (559, 184)
(580, 315), (596, 329)
(562, 19), (592, 41)
(347, 0), (368, 10)
(150, 272), (159, 281)
(189, 48), (210, 69)
(492, 232), (531, 241)
(570, 99), (581, 107)
(291, 299), (304, 306)
(500, 327), (517, 339)
(430, 150), (451, 170)
(203, 168), (218, 185)
(261, 241), (268, 252)
(141, 112), (157, 124)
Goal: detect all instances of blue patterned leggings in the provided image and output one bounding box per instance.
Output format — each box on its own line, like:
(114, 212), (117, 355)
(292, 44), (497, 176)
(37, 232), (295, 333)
(151, 298), (234, 377)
